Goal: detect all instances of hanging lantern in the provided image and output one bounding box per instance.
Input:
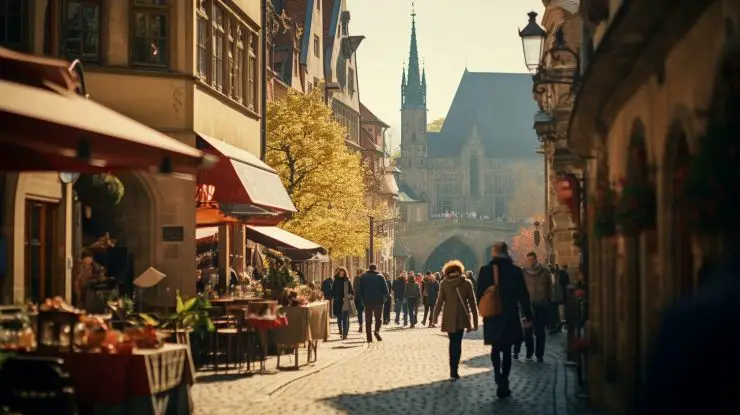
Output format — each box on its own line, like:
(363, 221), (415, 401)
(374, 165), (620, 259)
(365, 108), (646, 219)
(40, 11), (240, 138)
(533, 221), (541, 247)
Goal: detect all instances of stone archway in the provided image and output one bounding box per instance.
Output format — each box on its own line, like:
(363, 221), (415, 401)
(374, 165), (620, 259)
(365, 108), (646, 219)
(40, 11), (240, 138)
(424, 237), (478, 274)
(112, 172), (158, 289)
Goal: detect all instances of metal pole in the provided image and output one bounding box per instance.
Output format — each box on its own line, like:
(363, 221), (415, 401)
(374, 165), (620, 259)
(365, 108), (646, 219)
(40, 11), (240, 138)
(260, 0), (268, 161)
(369, 217), (375, 265)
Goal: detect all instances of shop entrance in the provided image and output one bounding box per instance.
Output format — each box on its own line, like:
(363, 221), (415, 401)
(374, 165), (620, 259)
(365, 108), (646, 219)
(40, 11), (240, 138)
(24, 200), (58, 303)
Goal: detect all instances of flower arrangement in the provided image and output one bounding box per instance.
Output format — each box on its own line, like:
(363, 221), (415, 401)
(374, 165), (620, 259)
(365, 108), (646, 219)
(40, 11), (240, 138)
(296, 284), (324, 303)
(614, 177), (657, 235)
(590, 185), (617, 239)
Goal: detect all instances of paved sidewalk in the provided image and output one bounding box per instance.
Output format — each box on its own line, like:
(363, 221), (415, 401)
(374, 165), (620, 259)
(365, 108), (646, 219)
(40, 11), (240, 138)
(192, 318), (599, 415)
(191, 321), (370, 411)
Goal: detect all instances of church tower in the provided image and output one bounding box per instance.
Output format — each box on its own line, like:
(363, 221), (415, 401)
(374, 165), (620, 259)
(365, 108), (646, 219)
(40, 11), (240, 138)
(398, 4), (428, 199)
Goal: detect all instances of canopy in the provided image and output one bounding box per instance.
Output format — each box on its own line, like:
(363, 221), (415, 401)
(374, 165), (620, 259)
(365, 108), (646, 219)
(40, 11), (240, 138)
(246, 226), (326, 261)
(0, 47), (211, 175)
(196, 134), (296, 213)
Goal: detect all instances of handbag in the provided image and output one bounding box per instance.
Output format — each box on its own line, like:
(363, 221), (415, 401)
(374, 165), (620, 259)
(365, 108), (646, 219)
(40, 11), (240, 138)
(479, 265), (503, 317)
(343, 281), (357, 317)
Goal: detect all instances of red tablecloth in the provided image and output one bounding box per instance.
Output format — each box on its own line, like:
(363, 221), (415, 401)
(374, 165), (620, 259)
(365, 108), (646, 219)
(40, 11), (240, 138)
(247, 316), (288, 331)
(67, 343), (193, 406)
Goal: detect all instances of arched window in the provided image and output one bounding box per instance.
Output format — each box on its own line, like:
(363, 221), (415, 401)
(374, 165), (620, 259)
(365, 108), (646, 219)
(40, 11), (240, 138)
(470, 153), (480, 197)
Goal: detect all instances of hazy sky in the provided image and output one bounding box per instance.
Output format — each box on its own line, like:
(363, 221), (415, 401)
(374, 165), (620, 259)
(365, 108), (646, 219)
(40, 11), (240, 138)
(350, 0), (545, 151)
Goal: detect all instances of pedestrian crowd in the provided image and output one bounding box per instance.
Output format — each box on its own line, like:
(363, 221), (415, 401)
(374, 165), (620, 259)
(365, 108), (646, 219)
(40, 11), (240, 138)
(318, 241), (575, 399)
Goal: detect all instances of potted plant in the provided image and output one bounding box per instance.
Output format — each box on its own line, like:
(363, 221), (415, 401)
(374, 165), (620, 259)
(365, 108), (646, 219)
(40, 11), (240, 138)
(590, 185), (617, 239)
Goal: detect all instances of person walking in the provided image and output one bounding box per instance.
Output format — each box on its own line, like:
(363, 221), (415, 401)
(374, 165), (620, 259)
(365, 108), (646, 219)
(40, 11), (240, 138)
(353, 269), (365, 333)
(521, 252), (552, 362)
(382, 272), (393, 324)
(432, 260), (479, 381)
(392, 273), (407, 325)
(421, 270), (434, 325)
(356, 264), (389, 342)
(466, 270), (478, 293)
(549, 264), (565, 333)
(427, 273), (440, 328)
(321, 275), (334, 317)
(330, 267), (353, 339)
(405, 274), (422, 327)
(477, 242), (533, 399)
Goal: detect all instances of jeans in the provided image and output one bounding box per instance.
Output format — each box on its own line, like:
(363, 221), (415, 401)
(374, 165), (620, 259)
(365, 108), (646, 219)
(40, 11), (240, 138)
(395, 299), (408, 324)
(524, 304), (549, 358)
(448, 330), (464, 376)
(337, 311), (350, 338)
(383, 297), (392, 323)
(364, 302), (384, 341)
(491, 344), (513, 384)
(422, 297), (431, 324)
(407, 298), (419, 325)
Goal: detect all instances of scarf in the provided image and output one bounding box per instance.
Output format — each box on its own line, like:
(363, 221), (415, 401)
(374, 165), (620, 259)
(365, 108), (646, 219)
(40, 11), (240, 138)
(524, 261), (544, 275)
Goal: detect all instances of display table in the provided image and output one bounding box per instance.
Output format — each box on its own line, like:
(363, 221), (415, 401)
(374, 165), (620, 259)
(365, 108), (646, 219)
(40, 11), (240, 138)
(68, 344), (193, 414)
(273, 301), (329, 369)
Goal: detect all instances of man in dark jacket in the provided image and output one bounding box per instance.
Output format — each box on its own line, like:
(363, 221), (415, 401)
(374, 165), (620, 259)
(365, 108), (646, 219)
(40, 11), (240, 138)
(321, 276), (334, 316)
(382, 273), (393, 324)
(356, 264), (389, 342)
(392, 273), (407, 325)
(477, 242), (532, 399)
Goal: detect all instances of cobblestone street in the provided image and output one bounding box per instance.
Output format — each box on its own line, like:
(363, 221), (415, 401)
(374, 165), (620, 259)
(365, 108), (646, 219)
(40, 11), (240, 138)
(192, 318), (593, 415)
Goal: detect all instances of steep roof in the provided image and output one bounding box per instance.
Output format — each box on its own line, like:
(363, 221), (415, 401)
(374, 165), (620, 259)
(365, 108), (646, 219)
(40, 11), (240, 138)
(397, 181), (424, 203)
(427, 71), (539, 159)
(359, 102), (390, 127)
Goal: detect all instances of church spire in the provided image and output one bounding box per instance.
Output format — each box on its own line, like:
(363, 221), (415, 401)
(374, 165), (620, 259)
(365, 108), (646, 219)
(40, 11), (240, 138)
(402, 2), (425, 109)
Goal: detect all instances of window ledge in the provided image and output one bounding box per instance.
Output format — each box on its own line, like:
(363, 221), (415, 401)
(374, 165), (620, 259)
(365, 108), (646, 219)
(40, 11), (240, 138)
(195, 80), (260, 120)
(83, 65), (194, 80)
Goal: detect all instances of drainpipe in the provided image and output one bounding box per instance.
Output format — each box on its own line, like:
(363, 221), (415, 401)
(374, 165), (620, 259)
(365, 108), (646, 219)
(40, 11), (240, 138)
(260, 0), (268, 161)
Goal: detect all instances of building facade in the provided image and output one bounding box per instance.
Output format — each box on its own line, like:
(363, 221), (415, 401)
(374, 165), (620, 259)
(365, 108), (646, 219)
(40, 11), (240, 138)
(0, 0), (287, 305)
(525, 1), (740, 413)
(396, 9), (542, 271)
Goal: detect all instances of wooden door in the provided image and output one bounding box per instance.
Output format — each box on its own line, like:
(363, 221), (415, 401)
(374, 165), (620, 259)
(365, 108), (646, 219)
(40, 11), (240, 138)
(25, 201), (57, 302)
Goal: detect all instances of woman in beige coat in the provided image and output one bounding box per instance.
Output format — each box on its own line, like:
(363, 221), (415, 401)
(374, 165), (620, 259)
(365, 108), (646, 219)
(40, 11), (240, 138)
(432, 260), (479, 381)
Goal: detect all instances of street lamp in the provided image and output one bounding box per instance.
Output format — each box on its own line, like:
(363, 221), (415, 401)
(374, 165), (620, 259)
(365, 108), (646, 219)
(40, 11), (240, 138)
(519, 11), (581, 100)
(533, 110), (563, 142)
(519, 11), (547, 73)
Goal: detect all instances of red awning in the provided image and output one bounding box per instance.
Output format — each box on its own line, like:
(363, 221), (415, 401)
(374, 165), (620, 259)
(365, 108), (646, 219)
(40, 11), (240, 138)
(196, 206), (286, 228)
(0, 79), (210, 175)
(197, 134), (296, 213)
(246, 226), (326, 261)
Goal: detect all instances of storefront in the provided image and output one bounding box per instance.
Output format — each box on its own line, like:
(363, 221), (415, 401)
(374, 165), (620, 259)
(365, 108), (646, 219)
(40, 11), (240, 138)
(0, 47), (208, 305)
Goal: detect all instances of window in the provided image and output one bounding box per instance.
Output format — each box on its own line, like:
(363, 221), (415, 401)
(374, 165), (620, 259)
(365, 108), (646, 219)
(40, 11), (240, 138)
(348, 67), (355, 95)
(195, 1), (260, 112)
(0, 0), (27, 51)
(62, 1), (100, 60)
(131, 0), (168, 67)
(469, 153), (480, 197)
(196, 2), (209, 78)
(247, 31), (257, 110)
(313, 34), (319, 57)
(234, 27), (244, 103)
(212, 4), (225, 90)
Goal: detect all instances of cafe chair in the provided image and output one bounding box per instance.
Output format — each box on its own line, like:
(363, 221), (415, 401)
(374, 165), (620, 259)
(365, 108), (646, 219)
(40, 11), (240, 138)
(0, 355), (78, 415)
(211, 306), (247, 374)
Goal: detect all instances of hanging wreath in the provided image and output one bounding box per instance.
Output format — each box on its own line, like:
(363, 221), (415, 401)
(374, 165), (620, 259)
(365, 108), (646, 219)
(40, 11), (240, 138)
(683, 122), (740, 234)
(589, 185), (616, 239)
(614, 176), (657, 236)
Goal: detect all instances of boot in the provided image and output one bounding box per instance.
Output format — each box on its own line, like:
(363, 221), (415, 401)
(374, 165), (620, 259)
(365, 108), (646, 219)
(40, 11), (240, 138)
(496, 381), (511, 399)
(358, 324), (363, 333)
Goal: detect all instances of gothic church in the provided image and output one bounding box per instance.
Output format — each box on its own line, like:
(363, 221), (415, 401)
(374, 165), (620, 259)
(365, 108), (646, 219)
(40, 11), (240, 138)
(396, 10), (542, 221)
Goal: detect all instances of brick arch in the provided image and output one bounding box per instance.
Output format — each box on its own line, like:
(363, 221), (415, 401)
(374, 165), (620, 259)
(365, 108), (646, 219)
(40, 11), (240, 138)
(423, 237), (478, 274)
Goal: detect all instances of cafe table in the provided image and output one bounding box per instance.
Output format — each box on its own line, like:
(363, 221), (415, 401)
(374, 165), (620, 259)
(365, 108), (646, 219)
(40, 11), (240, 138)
(67, 343), (193, 415)
(273, 301), (329, 370)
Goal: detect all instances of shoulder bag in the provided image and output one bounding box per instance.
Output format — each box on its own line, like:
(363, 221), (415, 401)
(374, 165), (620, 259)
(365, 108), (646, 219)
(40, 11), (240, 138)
(344, 281), (358, 317)
(479, 265), (503, 317)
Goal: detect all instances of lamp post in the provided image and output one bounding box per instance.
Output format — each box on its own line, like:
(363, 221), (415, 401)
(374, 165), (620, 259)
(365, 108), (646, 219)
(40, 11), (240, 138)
(519, 11), (581, 101)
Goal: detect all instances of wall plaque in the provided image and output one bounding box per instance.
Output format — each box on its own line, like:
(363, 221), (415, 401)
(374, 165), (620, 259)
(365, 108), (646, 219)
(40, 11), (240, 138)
(162, 226), (184, 242)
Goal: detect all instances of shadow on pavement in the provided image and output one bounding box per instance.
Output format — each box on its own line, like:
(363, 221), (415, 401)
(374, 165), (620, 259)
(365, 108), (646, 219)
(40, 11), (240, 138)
(195, 372), (254, 383)
(318, 371), (550, 415)
(331, 345), (363, 349)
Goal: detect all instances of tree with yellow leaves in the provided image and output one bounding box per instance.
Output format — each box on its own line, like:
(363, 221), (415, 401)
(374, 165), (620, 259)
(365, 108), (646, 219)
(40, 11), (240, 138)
(266, 89), (380, 258)
(427, 117), (445, 132)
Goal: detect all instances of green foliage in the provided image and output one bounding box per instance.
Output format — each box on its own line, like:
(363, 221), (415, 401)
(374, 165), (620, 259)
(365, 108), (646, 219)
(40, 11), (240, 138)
(74, 173), (125, 207)
(262, 261), (296, 300)
(164, 291), (214, 333)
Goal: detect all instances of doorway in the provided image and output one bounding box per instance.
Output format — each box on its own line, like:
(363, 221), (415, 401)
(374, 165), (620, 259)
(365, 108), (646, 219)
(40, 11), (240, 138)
(24, 200), (58, 303)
